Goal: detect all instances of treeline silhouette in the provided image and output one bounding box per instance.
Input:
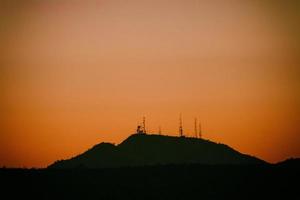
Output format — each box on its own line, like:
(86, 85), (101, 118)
(1, 160), (299, 200)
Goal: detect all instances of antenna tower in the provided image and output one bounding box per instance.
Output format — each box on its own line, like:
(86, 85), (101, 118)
(199, 122), (202, 138)
(179, 113), (184, 137)
(194, 118), (198, 138)
(143, 116), (146, 134)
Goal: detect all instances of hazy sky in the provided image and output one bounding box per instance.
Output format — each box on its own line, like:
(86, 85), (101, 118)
(1, 0), (300, 167)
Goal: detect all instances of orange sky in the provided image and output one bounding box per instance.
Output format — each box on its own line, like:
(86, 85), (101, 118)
(1, 0), (300, 167)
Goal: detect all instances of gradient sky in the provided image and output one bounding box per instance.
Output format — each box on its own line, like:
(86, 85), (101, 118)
(1, 0), (300, 167)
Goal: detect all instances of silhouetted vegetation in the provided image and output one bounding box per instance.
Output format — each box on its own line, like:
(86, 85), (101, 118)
(1, 162), (299, 200)
(2, 135), (297, 199)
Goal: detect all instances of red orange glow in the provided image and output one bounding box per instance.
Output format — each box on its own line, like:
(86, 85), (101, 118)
(1, 0), (299, 167)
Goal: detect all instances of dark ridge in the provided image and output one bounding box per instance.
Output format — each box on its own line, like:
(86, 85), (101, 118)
(276, 157), (300, 168)
(1, 163), (299, 200)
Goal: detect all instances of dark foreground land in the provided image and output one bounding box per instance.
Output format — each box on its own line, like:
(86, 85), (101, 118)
(1, 162), (299, 200)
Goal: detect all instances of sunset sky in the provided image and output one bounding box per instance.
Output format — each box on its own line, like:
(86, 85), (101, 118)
(1, 0), (300, 167)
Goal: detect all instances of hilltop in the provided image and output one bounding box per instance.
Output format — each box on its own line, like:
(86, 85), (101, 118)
(49, 134), (266, 168)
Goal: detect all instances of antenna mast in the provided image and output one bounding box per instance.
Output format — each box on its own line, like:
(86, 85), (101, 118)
(194, 118), (198, 138)
(136, 122), (143, 134)
(199, 122), (202, 139)
(143, 116), (146, 134)
(179, 113), (184, 137)
(158, 125), (161, 135)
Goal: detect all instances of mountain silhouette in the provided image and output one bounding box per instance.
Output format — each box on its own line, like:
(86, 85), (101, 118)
(276, 157), (300, 167)
(49, 134), (266, 168)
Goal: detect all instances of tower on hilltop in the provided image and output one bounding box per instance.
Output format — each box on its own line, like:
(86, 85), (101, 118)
(179, 113), (184, 137)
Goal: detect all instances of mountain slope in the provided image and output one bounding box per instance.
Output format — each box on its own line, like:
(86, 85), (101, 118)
(49, 134), (266, 168)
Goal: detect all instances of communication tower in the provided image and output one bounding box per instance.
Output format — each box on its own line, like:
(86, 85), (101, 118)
(199, 122), (202, 139)
(194, 118), (198, 138)
(179, 113), (184, 137)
